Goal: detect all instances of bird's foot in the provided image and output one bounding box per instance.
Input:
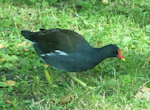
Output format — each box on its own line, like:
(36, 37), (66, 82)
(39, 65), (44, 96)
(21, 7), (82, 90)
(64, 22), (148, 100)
(85, 86), (96, 90)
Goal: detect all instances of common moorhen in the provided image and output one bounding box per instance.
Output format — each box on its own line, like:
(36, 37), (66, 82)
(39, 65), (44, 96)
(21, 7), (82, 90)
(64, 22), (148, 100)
(21, 28), (125, 88)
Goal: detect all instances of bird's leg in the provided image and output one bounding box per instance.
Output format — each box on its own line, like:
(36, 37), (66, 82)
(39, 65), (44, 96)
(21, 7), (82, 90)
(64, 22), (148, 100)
(44, 65), (94, 89)
(44, 64), (52, 84)
(67, 72), (94, 90)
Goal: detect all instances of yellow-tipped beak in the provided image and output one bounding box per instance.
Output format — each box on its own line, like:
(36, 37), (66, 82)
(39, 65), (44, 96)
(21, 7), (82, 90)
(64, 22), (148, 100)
(121, 58), (125, 61)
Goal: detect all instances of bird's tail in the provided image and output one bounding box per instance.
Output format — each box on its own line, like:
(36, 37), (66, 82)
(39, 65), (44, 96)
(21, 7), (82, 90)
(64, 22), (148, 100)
(21, 30), (34, 42)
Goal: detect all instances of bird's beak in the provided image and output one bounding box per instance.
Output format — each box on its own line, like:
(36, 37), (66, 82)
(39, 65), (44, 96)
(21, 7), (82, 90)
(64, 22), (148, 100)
(121, 58), (125, 61)
(117, 49), (125, 61)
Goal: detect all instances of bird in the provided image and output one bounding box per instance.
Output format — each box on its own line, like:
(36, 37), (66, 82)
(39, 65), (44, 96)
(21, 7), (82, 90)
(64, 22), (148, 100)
(21, 28), (125, 89)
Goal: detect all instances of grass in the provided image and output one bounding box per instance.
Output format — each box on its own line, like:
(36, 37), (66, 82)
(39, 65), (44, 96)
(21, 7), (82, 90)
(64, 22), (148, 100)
(0, 0), (150, 109)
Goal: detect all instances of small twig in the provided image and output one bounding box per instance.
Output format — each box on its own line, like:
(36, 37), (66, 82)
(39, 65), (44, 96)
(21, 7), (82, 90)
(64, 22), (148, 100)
(139, 80), (150, 89)
(34, 99), (45, 105)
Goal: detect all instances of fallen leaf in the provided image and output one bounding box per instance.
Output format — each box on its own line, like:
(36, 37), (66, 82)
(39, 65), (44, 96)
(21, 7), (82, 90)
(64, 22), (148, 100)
(0, 44), (5, 49)
(16, 41), (26, 47)
(5, 100), (13, 106)
(0, 80), (16, 87)
(48, 94), (74, 105)
(59, 94), (74, 105)
(71, 26), (76, 31)
(101, 0), (108, 5)
(134, 86), (150, 99)
(23, 47), (29, 51)
(0, 58), (6, 62)
(107, 24), (110, 26)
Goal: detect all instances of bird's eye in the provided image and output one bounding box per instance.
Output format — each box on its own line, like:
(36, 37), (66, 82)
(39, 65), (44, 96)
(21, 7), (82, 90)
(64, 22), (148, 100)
(113, 50), (118, 53)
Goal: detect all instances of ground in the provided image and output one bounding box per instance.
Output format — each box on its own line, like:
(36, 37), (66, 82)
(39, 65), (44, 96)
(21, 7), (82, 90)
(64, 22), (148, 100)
(0, 0), (150, 109)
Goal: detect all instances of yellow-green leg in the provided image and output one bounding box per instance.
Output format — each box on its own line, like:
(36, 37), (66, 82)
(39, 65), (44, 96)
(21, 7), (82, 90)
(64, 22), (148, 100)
(44, 64), (58, 87)
(44, 64), (94, 89)
(67, 73), (95, 90)
(44, 64), (52, 84)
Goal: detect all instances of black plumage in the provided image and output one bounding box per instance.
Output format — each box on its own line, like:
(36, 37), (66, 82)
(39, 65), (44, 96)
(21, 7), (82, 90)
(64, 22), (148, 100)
(21, 28), (125, 72)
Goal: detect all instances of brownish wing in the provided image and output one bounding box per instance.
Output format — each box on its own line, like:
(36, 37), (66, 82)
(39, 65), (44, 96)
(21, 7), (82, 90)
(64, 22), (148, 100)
(21, 28), (89, 54)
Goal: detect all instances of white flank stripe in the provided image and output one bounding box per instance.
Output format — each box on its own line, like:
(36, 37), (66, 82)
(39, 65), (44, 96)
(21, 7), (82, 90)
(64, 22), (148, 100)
(55, 50), (68, 56)
(46, 53), (55, 56)
(40, 54), (46, 56)
(41, 50), (68, 57)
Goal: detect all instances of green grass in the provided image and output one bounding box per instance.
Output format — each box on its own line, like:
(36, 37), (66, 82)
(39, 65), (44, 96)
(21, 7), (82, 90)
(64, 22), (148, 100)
(0, 0), (150, 109)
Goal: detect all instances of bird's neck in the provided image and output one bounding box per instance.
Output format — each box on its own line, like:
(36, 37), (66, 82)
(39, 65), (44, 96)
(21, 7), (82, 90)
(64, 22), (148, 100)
(91, 47), (110, 65)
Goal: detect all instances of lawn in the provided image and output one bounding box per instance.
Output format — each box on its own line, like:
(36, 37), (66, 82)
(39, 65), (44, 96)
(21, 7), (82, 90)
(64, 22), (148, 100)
(0, 0), (150, 109)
